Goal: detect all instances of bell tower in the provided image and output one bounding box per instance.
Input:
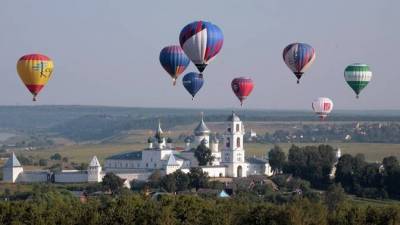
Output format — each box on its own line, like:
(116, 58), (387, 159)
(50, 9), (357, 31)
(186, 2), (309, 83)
(221, 112), (247, 177)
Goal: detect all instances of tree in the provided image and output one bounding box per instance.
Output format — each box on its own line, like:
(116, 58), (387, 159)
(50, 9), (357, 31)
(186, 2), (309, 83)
(38, 159), (48, 166)
(161, 174), (176, 193)
(102, 172), (125, 194)
(194, 142), (214, 166)
(175, 170), (190, 191)
(286, 144), (336, 188)
(268, 145), (286, 174)
(189, 167), (209, 190)
(50, 153), (62, 160)
(325, 183), (346, 211)
(148, 169), (162, 188)
(383, 156), (399, 173)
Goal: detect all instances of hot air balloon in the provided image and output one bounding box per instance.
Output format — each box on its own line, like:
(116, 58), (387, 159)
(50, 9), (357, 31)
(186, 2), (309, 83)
(159, 45), (190, 85)
(179, 21), (223, 73)
(17, 54), (54, 101)
(231, 77), (254, 106)
(283, 43), (316, 84)
(312, 97), (333, 120)
(344, 63), (372, 98)
(182, 72), (204, 99)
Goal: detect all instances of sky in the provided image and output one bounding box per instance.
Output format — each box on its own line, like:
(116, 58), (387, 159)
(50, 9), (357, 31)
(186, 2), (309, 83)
(0, 0), (399, 110)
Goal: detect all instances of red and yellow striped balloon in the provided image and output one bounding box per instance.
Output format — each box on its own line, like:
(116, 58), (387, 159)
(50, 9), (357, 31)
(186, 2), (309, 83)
(16, 54), (54, 101)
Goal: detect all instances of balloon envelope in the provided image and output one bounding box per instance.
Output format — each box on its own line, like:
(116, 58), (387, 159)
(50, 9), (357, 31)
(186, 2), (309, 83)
(182, 72), (204, 99)
(283, 43), (315, 83)
(16, 54), (54, 101)
(179, 21), (223, 73)
(344, 63), (372, 98)
(231, 77), (254, 106)
(312, 97), (333, 120)
(159, 45), (190, 85)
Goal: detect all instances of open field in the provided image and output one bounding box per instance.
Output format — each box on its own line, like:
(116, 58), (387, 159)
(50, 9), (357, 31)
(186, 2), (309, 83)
(9, 142), (400, 166)
(13, 143), (144, 165)
(246, 142), (400, 162)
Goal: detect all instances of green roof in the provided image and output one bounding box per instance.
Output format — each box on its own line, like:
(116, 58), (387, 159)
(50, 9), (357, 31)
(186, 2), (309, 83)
(106, 151), (142, 160)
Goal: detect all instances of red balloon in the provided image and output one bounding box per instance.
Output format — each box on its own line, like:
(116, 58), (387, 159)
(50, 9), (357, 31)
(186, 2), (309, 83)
(231, 77), (254, 106)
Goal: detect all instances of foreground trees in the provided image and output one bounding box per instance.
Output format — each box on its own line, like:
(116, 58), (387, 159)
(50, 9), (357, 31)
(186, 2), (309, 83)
(0, 189), (399, 225)
(335, 154), (400, 199)
(284, 144), (336, 189)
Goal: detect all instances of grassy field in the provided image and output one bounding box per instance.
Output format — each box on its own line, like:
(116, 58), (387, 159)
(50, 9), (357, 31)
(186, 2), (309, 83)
(8, 142), (400, 167)
(246, 142), (400, 162)
(13, 143), (144, 165)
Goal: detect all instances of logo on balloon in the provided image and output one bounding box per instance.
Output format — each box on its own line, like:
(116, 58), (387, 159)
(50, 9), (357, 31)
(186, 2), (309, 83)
(32, 62), (52, 78)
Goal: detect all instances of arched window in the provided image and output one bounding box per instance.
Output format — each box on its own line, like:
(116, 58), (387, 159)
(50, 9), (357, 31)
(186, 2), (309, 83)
(226, 137), (230, 148)
(236, 124), (240, 132)
(237, 137), (241, 148)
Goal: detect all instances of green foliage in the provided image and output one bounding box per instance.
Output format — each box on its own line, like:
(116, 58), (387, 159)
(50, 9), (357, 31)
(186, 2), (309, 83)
(160, 174), (177, 193)
(159, 168), (210, 193)
(285, 144), (336, 189)
(268, 145), (286, 174)
(16, 154), (33, 165)
(102, 172), (125, 194)
(148, 169), (162, 188)
(189, 168), (209, 191)
(50, 153), (62, 161)
(194, 143), (214, 166)
(335, 154), (400, 199)
(0, 186), (400, 225)
(325, 183), (346, 211)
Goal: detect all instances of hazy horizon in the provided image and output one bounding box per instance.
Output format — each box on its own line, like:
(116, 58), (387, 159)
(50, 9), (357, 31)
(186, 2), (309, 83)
(1, 0), (399, 110)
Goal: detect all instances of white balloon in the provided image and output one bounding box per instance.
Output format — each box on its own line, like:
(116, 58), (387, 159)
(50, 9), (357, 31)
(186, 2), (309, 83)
(312, 97), (333, 120)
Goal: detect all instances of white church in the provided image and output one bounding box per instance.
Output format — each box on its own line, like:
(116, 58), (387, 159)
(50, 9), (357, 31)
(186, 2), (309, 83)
(2, 112), (273, 184)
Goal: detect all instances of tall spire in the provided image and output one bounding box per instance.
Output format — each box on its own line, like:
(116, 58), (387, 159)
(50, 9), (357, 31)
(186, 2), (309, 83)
(155, 119), (163, 140)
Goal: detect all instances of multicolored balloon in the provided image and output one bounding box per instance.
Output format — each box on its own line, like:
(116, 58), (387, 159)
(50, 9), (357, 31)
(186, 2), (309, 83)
(179, 21), (223, 73)
(159, 45), (190, 85)
(312, 97), (333, 120)
(231, 77), (254, 106)
(283, 43), (316, 84)
(182, 72), (204, 99)
(16, 54), (54, 101)
(344, 63), (372, 98)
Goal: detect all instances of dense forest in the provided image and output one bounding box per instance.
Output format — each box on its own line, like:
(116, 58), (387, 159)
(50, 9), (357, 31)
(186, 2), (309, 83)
(0, 186), (399, 225)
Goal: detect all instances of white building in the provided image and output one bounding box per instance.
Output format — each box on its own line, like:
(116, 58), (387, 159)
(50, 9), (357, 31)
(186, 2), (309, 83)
(2, 153), (103, 183)
(2, 113), (273, 184)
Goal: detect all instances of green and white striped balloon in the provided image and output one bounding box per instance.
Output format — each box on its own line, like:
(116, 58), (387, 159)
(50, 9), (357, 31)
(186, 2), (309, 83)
(344, 63), (372, 98)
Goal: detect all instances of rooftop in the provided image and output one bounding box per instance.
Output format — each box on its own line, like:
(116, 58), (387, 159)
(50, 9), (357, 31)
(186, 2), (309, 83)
(89, 156), (101, 167)
(106, 151), (142, 160)
(4, 152), (21, 168)
(227, 112), (241, 122)
(167, 154), (179, 166)
(194, 114), (210, 135)
(246, 157), (268, 165)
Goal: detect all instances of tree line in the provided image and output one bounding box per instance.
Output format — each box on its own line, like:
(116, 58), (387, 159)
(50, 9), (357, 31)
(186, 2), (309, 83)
(268, 144), (400, 200)
(0, 185), (399, 225)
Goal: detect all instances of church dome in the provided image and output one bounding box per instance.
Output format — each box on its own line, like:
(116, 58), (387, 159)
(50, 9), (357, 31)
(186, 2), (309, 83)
(194, 117), (210, 135)
(227, 112), (241, 122)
